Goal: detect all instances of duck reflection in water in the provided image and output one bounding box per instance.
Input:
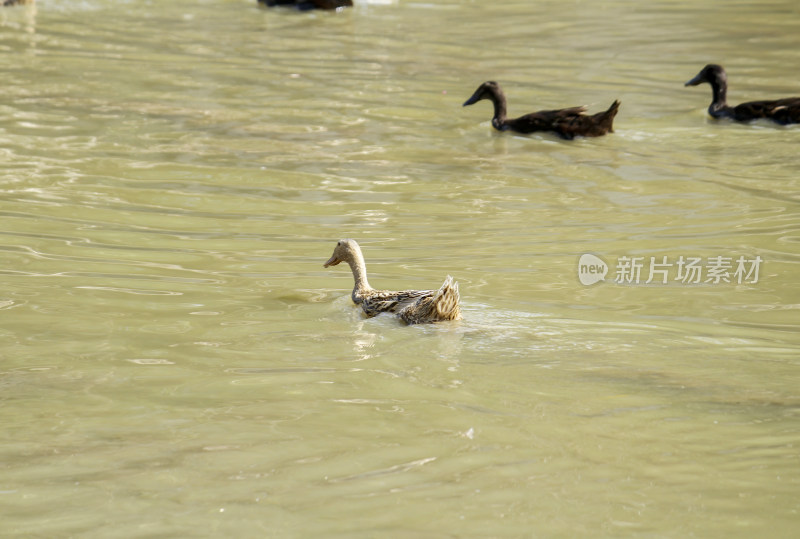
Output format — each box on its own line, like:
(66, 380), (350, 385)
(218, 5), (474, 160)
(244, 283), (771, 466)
(463, 81), (620, 140)
(258, 0), (352, 10)
(685, 64), (800, 125)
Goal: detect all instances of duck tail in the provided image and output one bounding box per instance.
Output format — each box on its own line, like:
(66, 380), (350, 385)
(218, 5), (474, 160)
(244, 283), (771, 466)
(434, 275), (461, 321)
(600, 100), (621, 131)
(397, 275), (462, 324)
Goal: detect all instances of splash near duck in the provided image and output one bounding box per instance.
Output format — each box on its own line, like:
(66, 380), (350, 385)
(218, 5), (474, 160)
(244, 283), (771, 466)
(323, 239), (461, 325)
(685, 64), (800, 125)
(258, 0), (352, 10)
(462, 81), (620, 140)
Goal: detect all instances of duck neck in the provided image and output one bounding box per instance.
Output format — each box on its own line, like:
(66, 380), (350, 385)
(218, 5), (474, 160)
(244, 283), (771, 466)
(708, 79), (731, 118)
(346, 248), (372, 303)
(488, 88), (508, 130)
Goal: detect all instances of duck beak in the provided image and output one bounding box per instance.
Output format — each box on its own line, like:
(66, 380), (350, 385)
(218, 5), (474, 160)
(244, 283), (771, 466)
(462, 89), (483, 107)
(323, 254), (341, 268)
(684, 73), (703, 87)
(462, 97), (477, 107)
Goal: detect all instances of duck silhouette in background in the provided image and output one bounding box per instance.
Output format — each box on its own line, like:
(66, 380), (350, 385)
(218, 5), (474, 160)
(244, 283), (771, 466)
(324, 239), (461, 325)
(258, 0), (352, 10)
(462, 81), (620, 140)
(685, 64), (800, 125)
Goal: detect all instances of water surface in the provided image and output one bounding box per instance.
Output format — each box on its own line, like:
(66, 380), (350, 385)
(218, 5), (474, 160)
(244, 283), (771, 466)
(1, 0), (799, 536)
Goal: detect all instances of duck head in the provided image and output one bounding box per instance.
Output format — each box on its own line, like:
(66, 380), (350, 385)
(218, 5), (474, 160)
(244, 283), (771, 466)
(324, 238), (358, 268)
(685, 64), (731, 117)
(685, 64), (727, 88)
(463, 81), (510, 130)
(463, 81), (502, 107)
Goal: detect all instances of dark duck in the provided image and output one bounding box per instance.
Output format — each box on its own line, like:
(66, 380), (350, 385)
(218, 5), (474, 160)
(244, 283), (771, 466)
(685, 64), (800, 125)
(462, 81), (620, 140)
(258, 0), (352, 10)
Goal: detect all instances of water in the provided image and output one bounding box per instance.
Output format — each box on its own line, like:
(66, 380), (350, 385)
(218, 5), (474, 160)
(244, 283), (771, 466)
(1, 0), (799, 536)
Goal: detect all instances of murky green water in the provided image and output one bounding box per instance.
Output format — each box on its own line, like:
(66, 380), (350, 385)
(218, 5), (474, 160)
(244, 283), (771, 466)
(2, 0), (799, 536)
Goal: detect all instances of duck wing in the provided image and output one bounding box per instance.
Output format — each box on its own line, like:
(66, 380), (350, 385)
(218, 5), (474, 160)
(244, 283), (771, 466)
(360, 289), (432, 318)
(504, 106), (587, 133)
(733, 97), (800, 125)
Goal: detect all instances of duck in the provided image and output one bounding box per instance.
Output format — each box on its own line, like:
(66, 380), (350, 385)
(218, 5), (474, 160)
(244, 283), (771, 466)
(2, 0), (34, 5)
(323, 239), (461, 325)
(258, 0), (352, 10)
(462, 81), (620, 140)
(685, 64), (800, 125)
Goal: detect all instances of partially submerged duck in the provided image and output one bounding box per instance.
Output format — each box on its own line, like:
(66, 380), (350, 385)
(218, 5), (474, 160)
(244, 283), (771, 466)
(323, 239), (461, 325)
(258, 0), (352, 10)
(462, 81), (620, 140)
(685, 64), (800, 125)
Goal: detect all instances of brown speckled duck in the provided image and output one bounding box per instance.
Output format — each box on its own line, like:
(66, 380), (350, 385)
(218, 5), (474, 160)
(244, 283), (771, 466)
(463, 81), (620, 140)
(324, 239), (461, 325)
(685, 64), (800, 125)
(258, 0), (352, 10)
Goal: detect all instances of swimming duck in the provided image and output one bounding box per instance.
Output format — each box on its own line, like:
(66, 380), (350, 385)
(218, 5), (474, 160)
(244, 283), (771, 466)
(462, 81), (620, 140)
(685, 64), (800, 125)
(258, 0), (352, 10)
(323, 239), (461, 325)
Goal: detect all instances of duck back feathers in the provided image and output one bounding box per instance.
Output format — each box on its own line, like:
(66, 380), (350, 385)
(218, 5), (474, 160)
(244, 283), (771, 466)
(360, 289), (429, 318)
(731, 98), (800, 125)
(553, 100), (621, 140)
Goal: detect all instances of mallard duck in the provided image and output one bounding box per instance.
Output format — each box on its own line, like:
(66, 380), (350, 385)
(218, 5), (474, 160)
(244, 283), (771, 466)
(462, 81), (620, 140)
(323, 239), (461, 324)
(258, 0), (352, 10)
(685, 64), (800, 125)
